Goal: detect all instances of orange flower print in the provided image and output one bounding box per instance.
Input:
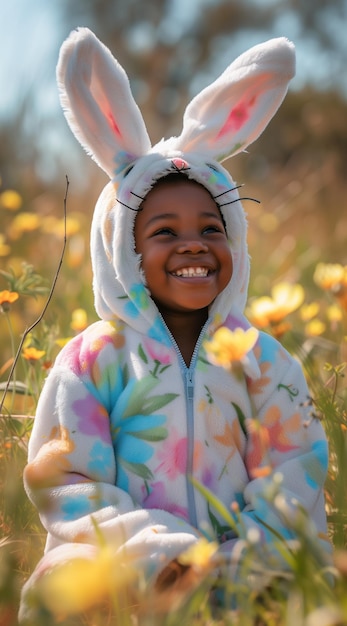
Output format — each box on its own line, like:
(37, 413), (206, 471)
(246, 405), (300, 476)
(24, 426), (76, 490)
(264, 405), (301, 452)
(213, 419), (244, 465)
(247, 354), (271, 395)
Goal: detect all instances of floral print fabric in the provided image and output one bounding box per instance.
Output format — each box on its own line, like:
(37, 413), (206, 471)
(24, 314), (329, 568)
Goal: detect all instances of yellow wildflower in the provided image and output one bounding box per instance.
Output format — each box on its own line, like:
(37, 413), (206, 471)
(22, 347), (46, 361)
(35, 547), (136, 618)
(314, 262), (347, 291)
(305, 319), (326, 337)
(55, 337), (73, 348)
(204, 326), (259, 369)
(300, 302), (320, 322)
(0, 290), (19, 312)
(42, 215), (81, 237)
(70, 308), (88, 332)
(0, 234), (10, 256)
(8, 212), (40, 239)
(314, 263), (347, 310)
(247, 282), (304, 329)
(178, 538), (218, 570)
(327, 304), (343, 323)
(0, 189), (22, 210)
(58, 215), (81, 237)
(0, 290), (19, 305)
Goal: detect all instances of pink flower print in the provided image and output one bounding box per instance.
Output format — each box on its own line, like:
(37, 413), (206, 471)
(62, 334), (84, 374)
(143, 338), (173, 366)
(142, 338), (173, 377)
(142, 481), (188, 520)
(62, 332), (115, 378)
(73, 394), (111, 444)
(217, 96), (256, 138)
(156, 435), (187, 479)
(155, 427), (203, 480)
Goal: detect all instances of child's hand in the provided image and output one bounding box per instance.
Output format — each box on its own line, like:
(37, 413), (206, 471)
(155, 558), (191, 592)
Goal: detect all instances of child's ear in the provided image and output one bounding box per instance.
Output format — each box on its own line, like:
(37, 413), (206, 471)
(56, 27), (151, 178)
(175, 38), (295, 162)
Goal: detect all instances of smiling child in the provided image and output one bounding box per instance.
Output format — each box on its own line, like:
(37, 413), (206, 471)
(19, 29), (331, 622)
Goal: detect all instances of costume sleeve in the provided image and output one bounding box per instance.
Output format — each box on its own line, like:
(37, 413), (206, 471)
(23, 327), (199, 585)
(219, 334), (331, 574)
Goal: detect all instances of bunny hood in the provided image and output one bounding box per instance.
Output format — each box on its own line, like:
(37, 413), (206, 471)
(57, 28), (295, 336)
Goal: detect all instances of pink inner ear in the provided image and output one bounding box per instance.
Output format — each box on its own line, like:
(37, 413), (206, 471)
(216, 95), (257, 139)
(106, 110), (122, 138)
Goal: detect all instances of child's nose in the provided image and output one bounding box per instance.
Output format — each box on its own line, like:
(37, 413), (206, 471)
(177, 238), (208, 254)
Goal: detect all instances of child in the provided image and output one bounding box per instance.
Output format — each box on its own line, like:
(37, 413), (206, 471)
(20, 28), (330, 620)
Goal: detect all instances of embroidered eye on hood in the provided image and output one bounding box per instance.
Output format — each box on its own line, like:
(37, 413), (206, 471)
(56, 28), (295, 338)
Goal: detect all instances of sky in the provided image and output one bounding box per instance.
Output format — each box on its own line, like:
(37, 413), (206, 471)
(1, 0), (343, 119)
(0, 0), (345, 181)
(0, 1), (64, 120)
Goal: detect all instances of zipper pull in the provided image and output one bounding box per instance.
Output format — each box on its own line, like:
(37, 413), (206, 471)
(186, 370), (194, 400)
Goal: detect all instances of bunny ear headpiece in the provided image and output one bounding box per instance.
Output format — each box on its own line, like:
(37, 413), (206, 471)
(57, 28), (295, 336)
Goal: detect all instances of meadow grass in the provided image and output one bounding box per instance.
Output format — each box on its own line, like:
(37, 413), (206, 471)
(0, 184), (346, 625)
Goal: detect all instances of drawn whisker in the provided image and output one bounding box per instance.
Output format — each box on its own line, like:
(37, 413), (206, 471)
(213, 185), (243, 199)
(218, 196), (260, 207)
(131, 191), (146, 201)
(116, 198), (142, 212)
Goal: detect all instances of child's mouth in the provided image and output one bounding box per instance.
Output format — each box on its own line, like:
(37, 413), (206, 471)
(172, 267), (210, 278)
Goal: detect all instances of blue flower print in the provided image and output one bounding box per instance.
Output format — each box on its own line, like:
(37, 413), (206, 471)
(301, 439), (328, 490)
(206, 166), (232, 189)
(112, 150), (135, 177)
(124, 283), (150, 318)
(258, 334), (278, 365)
(148, 318), (172, 347)
(61, 492), (106, 521)
(87, 440), (115, 476)
(115, 415), (158, 490)
(110, 375), (176, 490)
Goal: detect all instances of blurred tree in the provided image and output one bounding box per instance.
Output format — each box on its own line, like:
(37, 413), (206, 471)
(2, 0), (347, 185)
(55, 0), (347, 141)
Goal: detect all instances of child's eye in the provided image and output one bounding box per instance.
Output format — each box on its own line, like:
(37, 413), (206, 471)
(203, 225), (224, 234)
(153, 227), (175, 236)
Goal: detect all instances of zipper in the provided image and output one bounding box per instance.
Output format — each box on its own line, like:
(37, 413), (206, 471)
(159, 316), (209, 528)
(185, 367), (197, 527)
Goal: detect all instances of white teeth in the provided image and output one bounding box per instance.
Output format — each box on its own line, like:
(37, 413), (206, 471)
(174, 267), (209, 277)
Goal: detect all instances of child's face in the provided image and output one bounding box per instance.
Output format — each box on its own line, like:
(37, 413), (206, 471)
(134, 178), (233, 318)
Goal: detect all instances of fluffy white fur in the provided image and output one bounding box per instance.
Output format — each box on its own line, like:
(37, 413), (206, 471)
(57, 28), (295, 175)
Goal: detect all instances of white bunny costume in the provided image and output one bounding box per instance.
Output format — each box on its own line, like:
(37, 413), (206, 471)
(20, 28), (330, 620)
